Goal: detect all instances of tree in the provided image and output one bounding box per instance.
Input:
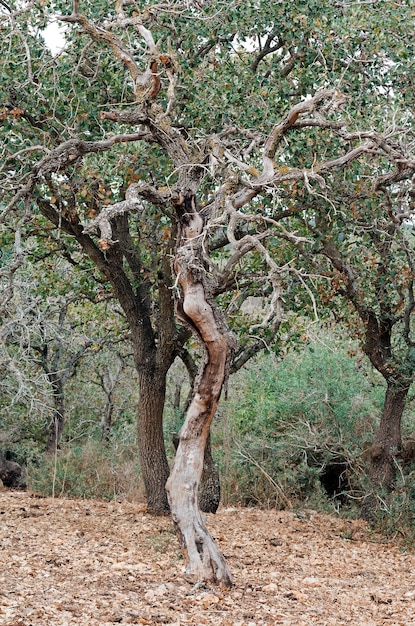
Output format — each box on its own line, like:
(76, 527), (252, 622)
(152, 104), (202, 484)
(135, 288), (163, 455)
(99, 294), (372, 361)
(0, 250), (126, 454)
(286, 165), (415, 501)
(1, 0), (190, 512)
(2, 0), (414, 585)
(0, 0), (290, 512)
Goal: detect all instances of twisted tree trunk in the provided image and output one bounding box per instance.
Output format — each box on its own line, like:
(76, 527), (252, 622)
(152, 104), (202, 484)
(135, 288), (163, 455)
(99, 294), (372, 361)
(173, 432), (222, 514)
(166, 193), (234, 587)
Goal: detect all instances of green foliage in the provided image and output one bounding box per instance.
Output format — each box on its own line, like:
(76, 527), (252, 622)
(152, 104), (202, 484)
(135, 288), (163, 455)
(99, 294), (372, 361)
(216, 332), (389, 509)
(364, 471), (415, 545)
(0, 0), (414, 536)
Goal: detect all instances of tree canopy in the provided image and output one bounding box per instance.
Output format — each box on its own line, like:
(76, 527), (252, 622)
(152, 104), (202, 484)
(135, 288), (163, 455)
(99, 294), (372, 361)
(1, 0), (414, 586)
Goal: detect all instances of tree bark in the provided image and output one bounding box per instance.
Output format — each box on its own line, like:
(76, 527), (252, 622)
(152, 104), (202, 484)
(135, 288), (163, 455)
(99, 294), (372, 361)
(137, 368), (171, 514)
(368, 382), (409, 491)
(198, 434), (221, 514)
(166, 193), (234, 587)
(101, 388), (114, 442)
(173, 432), (221, 514)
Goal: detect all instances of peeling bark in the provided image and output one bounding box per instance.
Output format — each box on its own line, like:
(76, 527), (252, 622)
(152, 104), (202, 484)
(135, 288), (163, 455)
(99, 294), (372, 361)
(166, 193), (234, 587)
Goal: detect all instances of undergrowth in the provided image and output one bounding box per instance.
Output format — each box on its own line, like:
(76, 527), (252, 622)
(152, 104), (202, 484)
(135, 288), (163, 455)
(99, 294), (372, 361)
(6, 331), (415, 541)
(27, 424), (144, 502)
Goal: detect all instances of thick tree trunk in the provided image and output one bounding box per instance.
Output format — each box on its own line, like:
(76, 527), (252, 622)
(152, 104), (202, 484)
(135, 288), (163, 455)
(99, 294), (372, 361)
(166, 193), (234, 587)
(361, 381), (409, 520)
(38, 167), (180, 515)
(369, 382), (409, 490)
(107, 217), (177, 514)
(137, 369), (171, 514)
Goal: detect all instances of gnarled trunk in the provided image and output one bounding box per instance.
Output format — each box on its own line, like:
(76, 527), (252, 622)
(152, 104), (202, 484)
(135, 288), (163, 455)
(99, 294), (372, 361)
(369, 382), (409, 490)
(166, 193), (234, 587)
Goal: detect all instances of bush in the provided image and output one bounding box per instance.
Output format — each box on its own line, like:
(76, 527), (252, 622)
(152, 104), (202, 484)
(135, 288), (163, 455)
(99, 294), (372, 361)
(27, 424), (144, 502)
(365, 472), (415, 544)
(215, 333), (388, 510)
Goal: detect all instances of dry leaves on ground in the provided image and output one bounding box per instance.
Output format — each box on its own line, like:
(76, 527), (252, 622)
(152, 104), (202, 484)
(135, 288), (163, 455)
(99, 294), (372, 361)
(0, 491), (415, 625)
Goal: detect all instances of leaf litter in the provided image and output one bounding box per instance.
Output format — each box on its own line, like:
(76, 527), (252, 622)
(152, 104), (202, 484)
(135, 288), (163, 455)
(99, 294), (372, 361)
(1, 491), (415, 625)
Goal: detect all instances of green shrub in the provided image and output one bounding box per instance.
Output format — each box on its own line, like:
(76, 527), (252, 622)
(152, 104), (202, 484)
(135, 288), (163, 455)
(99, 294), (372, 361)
(365, 471), (415, 544)
(27, 425), (144, 501)
(215, 333), (389, 510)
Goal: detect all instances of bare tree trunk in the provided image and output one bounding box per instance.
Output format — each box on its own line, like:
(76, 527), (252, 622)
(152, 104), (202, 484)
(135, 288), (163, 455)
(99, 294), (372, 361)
(99, 362), (122, 442)
(166, 193), (234, 587)
(101, 389), (114, 442)
(173, 432), (221, 514)
(369, 382), (409, 490)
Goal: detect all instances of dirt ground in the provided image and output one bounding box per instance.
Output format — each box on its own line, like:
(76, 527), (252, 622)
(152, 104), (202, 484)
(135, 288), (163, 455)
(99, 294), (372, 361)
(1, 491), (415, 625)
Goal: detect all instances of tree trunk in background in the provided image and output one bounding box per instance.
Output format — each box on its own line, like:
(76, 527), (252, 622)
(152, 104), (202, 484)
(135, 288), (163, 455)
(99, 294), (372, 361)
(44, 374), (65, 453)
(38, 202), (178, 515)
(166, 193), (234, 587)
(101, 388), (115, 442)
(369, 382), (409, 490)
(362, 381), (410, 519)
(199, 434), (221, 514)
(138, 369), (171, 514)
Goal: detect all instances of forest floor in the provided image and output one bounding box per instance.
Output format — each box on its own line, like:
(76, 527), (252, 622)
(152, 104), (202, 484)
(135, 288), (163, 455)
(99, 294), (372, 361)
(0, 491), (415, 625)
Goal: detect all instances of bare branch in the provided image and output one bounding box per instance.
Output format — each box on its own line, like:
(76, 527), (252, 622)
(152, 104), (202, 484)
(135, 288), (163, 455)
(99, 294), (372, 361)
(59, 8), (177, 106)
(58, 12), (143, 88)
(82, 182), (178, 247)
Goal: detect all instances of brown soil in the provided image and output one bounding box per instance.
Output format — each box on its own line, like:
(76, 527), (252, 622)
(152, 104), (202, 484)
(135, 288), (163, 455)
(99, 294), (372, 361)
(1, 491), (414, 625)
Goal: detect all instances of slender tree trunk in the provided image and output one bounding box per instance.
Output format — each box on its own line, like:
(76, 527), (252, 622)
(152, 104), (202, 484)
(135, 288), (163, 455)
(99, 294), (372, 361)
(138, 369), (171, 514)
(44, 374), (65, 453)
(369, 382), (409, 490)
(166, 193), (234, 587)
(100, 364), (121, 442)
(101, 388), (114, 442)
